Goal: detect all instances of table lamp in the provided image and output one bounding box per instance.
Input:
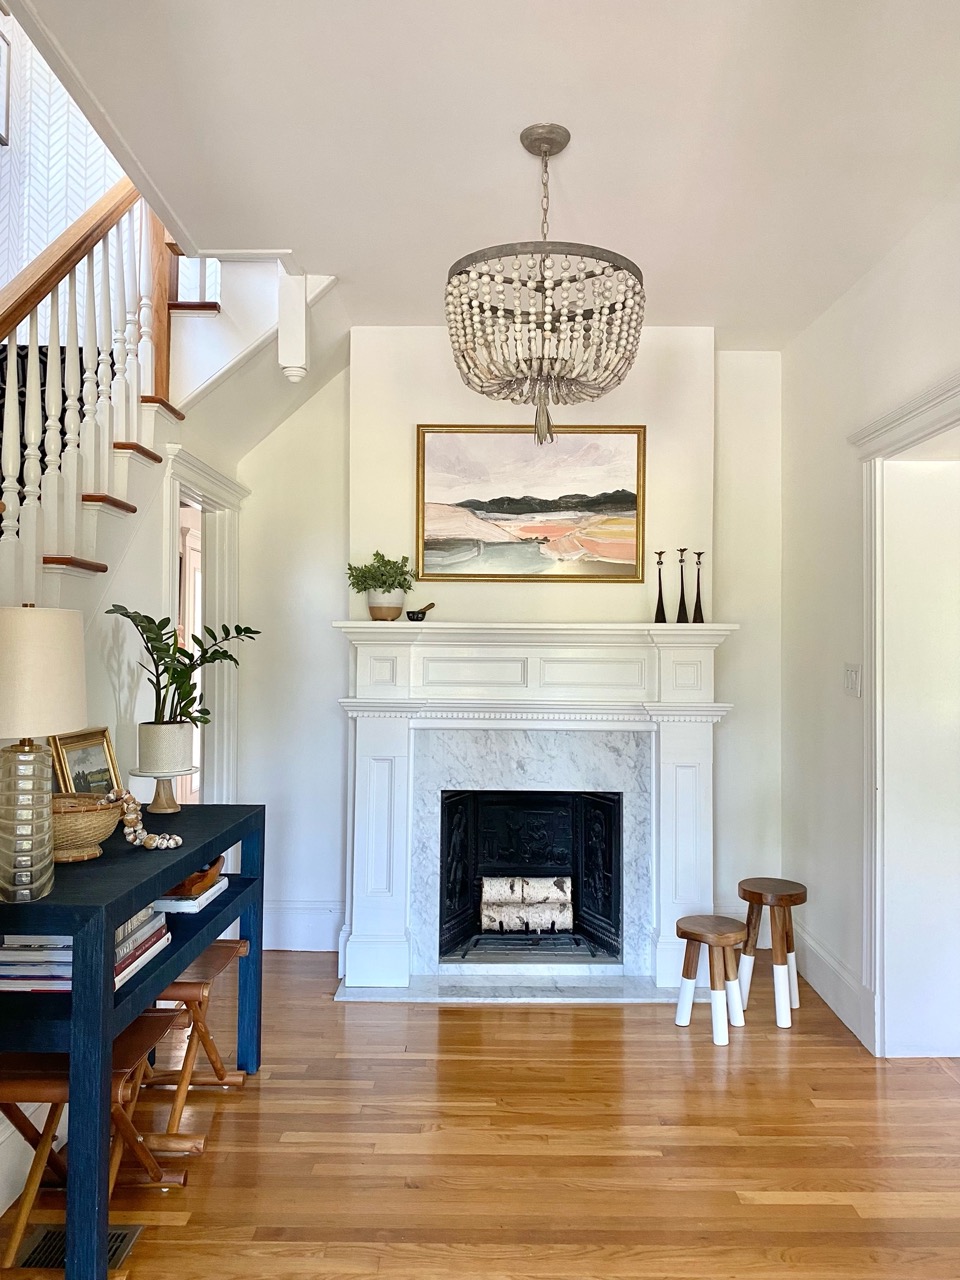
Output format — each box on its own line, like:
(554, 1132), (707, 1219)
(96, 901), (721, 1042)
(0, 607), (88, 902)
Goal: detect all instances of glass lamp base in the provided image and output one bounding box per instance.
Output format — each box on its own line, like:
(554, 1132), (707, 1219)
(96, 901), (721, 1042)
(0, 740), (54, 903)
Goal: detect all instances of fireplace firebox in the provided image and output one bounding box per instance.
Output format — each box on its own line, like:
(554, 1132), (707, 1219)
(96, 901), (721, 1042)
(439, 790), (622, 959)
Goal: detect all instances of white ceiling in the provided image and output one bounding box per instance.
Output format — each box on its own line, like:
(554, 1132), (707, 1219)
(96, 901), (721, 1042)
(13, 0), (960, 347)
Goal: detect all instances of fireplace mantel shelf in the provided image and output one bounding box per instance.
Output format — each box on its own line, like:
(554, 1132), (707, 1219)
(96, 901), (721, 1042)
(334, 621), (738, 648)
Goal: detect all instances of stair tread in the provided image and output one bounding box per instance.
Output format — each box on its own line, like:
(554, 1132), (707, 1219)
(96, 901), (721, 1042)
(81, 493), (137, 514)
(113, 441), (164, 464)
(43, 554), (109, 574)
(140, 395), (185, 421)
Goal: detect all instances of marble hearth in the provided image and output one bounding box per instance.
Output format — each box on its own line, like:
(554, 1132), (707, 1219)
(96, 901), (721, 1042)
(334, 622), (735, 997)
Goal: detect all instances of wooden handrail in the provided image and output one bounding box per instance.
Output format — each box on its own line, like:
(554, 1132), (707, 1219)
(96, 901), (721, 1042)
(0, 178), (139, 341)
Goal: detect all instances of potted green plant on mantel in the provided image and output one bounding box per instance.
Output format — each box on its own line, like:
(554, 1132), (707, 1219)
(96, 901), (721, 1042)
(107, 604), (259, 774)
(347, 551), (414, 620)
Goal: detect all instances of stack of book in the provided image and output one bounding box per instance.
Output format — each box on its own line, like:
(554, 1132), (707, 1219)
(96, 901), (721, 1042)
(0, 906), (171, 992)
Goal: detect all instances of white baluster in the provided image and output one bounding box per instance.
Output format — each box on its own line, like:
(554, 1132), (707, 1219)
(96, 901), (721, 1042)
(138, 202), (155, 397)
(18, 310), (44, 603)
(61, 268), (82, 558)
(80, 249), (99, 500)
(41, 283), (63, 555)
(124, 209), (141, 443)
(96, 237), (114, 496)
(198, 256), (207, 304)
(0, 335), (23, 602)
(111, 221), (129, 444)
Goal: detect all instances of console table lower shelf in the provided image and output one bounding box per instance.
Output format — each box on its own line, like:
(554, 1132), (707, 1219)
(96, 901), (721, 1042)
(0, 802), (266, 1280)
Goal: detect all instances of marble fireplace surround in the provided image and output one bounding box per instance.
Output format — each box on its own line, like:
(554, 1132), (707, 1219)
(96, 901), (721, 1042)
(334, 622), (735, 992)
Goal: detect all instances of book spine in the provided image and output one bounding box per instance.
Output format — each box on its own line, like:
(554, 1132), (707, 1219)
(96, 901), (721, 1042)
(115, 905), (156, 944)
(114, 925), (169, 975)
(114, 912), (167, 962)
(114, 932), (172, 990)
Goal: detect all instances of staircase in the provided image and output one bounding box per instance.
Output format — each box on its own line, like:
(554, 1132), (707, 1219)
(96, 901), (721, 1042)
(0, 178), (182, 610)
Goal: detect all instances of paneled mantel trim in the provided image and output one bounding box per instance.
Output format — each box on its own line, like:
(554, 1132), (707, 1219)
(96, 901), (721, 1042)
(334, 621), (738, 711)
(335, 620), (737, 992)
(340, 698), (731, 725)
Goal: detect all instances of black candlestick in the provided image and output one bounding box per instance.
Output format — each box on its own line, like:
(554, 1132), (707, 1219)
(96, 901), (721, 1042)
(692, 551), (704, 623)
(654, 551), (666, 623)
(676, 548), (688, 623)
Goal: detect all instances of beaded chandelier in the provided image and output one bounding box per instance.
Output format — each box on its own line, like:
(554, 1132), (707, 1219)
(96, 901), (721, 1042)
(445, 123), (645, 445)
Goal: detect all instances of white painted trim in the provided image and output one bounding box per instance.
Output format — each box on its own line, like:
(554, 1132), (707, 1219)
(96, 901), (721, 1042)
(162, 449), (248, 806)
(794, 918), (872, 1049)
(849, 368), (960, 459)
(166, 446), (251, 509)
(852, 370), (960, 1057)
(180, 276), (336, 412)
(264, 900), (344, 952)
(862, 458), (883, 1053)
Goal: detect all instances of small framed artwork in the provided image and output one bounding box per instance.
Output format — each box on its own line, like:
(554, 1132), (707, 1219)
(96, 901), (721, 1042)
(49, 727), (121, 796)
(417, 425), (645, 582)
(0, 32), (9, 148)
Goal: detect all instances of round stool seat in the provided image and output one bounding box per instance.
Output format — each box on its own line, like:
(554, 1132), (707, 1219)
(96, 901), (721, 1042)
(676, 914), (747, 947)
(738, 877), (807, 907)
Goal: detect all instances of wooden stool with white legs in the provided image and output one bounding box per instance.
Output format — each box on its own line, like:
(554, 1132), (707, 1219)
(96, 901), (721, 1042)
(675, 915), (747, 1046)
(737, 877), (807, 1028)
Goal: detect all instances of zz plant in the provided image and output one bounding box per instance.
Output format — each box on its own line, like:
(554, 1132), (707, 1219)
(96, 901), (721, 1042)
(107, 603), (259, 726)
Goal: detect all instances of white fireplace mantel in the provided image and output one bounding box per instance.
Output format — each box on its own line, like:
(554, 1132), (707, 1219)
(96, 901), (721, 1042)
(334, 621), (737, 991)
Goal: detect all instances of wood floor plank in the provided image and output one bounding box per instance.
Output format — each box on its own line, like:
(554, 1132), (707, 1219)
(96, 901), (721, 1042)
(3, 950), (959, 1278)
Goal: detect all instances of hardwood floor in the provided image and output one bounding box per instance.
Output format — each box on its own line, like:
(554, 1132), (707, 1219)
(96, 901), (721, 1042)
(4, 951), (960, 1278)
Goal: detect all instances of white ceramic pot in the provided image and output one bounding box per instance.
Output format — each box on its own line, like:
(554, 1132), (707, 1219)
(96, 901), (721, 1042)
(138, 721), (194, 775)
(366, 589), (405, 621)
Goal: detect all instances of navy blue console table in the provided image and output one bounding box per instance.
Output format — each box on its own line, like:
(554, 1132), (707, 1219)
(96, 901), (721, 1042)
(0, 803), (265, 1280)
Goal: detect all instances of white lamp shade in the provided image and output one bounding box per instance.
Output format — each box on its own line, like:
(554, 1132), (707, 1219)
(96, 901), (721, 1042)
(0, 608), (88, 740)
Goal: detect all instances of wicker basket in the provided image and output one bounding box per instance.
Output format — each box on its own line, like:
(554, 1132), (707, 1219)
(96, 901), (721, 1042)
(52, 793), (123, 863)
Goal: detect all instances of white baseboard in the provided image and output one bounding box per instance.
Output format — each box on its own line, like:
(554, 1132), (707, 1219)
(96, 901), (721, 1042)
(794, 919), (874, 1050)
(263, 900), (344, 952)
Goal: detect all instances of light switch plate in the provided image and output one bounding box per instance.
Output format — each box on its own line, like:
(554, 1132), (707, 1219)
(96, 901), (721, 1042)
(844, 663), (863, 698)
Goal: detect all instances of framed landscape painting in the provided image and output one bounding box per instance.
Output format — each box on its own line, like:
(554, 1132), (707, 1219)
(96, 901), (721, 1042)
(417, 425), (645, 582)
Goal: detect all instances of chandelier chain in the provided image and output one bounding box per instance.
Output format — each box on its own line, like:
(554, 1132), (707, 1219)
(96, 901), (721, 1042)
(540, 148), (550, 243)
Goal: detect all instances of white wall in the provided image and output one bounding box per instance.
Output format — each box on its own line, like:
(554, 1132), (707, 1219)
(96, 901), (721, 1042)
(349, 326), (716, 622)
(714, 353), (782, 912)
(881, 461), (960, 1056)
(170, 260), (279, 406)
(781, 183), (960, 1043)
(237, 371), (350, 950)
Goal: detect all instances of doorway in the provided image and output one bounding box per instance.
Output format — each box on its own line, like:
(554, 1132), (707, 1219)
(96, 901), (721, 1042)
(163, 449), (249, 812)
(859, 413), (960, 1057)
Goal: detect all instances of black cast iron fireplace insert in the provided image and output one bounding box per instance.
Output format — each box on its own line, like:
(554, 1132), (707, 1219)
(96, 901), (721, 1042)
(439, 790), (622, 959)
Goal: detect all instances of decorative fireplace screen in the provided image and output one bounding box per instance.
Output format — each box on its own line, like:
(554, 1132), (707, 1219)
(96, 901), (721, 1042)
(439, 790), (622, 959)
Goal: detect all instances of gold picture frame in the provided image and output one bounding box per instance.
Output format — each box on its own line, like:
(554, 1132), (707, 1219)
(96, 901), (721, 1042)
(49, 726), (121, 796)
(417, 425), (646, 583)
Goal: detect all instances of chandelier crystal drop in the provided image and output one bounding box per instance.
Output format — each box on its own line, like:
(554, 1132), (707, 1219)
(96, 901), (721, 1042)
(445, 123), (645, 445)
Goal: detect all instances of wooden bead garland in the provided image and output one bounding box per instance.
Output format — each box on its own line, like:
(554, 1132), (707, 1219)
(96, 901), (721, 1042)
(101, 788), (183, 851)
